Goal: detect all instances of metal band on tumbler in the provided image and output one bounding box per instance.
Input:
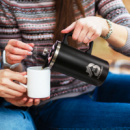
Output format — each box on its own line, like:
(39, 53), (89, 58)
(49, 42), (61, 69)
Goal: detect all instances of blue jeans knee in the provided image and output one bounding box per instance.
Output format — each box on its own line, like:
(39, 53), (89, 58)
(0, 107), (36, 130)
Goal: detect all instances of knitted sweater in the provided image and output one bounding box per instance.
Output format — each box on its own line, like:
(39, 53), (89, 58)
(0, 0), (130, 101)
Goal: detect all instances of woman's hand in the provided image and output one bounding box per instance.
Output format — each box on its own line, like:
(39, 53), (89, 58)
(61, 16), (108, 45)
(5, 39), (34, 64)
(5, 93), (41, 107)
(5, 95), (50, 107)
(0, 69), (27, 98)
(3, 70), (50, 107)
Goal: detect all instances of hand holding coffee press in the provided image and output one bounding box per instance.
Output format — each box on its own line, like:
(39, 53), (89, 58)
(43, 32), (109, 86)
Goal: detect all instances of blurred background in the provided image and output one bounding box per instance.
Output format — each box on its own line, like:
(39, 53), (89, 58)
(92, 0), (130, 74)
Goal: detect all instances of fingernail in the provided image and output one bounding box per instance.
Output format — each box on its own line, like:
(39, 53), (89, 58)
(23, 97), (27, 101)
(22, 87), (26, 92)
(29, 99), (33, 102)
(28, 52), (32, 55)
(29, 46), (33, 51)
(35, 99), (40, 102)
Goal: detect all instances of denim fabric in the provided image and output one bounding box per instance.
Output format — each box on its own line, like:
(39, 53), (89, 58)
(93, 72), (130, 103)
(0, 99), (36, 130)
(30, 72), (130, 130)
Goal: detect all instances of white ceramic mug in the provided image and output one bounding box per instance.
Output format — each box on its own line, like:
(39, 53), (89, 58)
(20, 66), (50, 98)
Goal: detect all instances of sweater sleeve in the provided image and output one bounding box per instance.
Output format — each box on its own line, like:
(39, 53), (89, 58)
(97, 0), (130, 56)
(0, 0), (26, 69)
(0, 0), (22, 50)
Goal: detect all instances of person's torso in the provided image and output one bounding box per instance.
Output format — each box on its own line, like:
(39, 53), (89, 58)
(0, 0), (96, 99)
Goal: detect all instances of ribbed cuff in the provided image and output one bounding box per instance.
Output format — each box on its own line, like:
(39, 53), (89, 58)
(110, 27), (130, 56)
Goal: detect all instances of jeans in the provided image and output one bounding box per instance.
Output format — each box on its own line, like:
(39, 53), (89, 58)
(0, 99), (36, 130)
(30, 72), (130, 130)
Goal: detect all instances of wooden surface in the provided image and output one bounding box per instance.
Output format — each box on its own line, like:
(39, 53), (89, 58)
(92, 0), (130, 64)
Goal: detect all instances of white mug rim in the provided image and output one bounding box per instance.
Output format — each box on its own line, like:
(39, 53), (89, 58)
(27, 66), (50, 71)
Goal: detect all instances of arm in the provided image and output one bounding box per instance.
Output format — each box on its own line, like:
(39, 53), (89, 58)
(0, 1), (33, 71)
(101, 19), (128, 48)
(0, 1), (41, 106)
(98, 0), (130, 55)
(61, 0), (130, 56)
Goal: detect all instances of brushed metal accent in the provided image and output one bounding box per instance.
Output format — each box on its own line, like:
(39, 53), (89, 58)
(49, 42), (61, 68)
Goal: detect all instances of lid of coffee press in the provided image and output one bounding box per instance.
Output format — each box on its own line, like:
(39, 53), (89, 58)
(42, 40), (61, 69)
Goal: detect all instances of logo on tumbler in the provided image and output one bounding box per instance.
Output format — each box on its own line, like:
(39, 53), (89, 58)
(86, 63), (103, 79)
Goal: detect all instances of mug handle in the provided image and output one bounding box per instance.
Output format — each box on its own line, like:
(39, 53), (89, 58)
(19, 75), (27, 88)
(62, 32), (93, 54)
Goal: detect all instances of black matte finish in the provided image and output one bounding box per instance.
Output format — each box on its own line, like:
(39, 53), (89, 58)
(49, 33), (109, 86)
(52, 43), (109, 86)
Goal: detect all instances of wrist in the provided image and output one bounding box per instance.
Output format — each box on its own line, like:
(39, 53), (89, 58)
(101, 18), (110, 37)
(101, 19), (113, 39)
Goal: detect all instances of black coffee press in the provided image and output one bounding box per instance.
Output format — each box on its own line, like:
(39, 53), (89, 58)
(43, 32), (109, 86)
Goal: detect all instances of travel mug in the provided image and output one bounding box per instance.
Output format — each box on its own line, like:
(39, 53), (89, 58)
(43, 32), (109, 86)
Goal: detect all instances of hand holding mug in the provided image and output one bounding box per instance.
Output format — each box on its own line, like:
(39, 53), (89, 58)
(0, 69), (26, 98)
(5, 93), (41, 107)
(3, 68), (50, 107)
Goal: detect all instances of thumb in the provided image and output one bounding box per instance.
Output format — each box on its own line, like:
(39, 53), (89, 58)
(61, 22), (76, 34)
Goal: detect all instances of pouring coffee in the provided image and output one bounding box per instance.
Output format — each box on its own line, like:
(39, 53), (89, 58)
(42, 32), (109, 86)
